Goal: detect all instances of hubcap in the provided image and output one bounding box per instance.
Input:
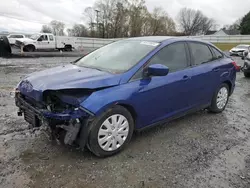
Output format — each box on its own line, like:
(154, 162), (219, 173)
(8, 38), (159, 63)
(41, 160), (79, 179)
(98, 114), (129, 151)
(216, 87), (228, 109)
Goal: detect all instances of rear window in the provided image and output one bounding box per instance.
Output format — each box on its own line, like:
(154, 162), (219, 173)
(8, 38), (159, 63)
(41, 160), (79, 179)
(49, 35), (54, 41)
(9, 35), (23, 38)
(211, 47), (223, 59)
(189, 42), (213, 65)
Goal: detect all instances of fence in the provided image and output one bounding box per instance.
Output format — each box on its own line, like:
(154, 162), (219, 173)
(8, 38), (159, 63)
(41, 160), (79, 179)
(187, 35), (250, 43)
(77, 35), (250, 52)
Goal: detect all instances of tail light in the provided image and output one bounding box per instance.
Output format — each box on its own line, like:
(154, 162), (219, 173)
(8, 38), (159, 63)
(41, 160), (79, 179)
(232, 61), (241, 72)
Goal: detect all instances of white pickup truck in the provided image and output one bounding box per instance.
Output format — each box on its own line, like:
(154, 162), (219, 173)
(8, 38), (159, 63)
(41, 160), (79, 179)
(15, 33), (77, 52)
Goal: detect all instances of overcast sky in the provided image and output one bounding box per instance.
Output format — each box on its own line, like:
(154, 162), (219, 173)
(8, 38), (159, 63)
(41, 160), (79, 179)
(0, 0), (250, 33)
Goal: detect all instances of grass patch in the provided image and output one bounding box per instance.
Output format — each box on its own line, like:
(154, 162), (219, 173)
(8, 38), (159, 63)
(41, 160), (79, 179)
(213, 43), (250, 51)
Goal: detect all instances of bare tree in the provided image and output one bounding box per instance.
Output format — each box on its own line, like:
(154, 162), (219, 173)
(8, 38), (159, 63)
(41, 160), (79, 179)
(143, 7), (175, 36)
(178, 8), (215, 35)
(67, 24), (88, 37)
(128, 0), (148, 37)
(84, 0), (177, 38)
(41, 25), (52, 33)
(84, 7), (96, 37)
(50, 20), (65, 36)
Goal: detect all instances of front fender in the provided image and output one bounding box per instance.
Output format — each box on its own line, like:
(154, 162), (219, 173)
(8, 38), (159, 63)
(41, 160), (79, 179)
(80, 85), (136, 116)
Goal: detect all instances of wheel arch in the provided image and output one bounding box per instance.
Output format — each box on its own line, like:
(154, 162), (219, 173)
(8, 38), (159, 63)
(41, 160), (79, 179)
(222, 80), (233, 95)
(24, 44), (36, 51)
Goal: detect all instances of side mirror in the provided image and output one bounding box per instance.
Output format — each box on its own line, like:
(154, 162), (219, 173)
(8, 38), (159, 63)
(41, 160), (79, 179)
(146, 64), (169, 77)
(37, 38), (42, 41)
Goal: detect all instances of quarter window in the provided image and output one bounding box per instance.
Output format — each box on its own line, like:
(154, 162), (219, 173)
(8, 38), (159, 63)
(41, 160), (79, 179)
(211, 47), (223, 59)
(189, 42), (213, 65)
(147, 42), (189, 72)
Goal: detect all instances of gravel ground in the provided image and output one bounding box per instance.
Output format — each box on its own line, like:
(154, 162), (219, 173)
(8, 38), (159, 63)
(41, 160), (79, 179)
(0, 56), (250, 188)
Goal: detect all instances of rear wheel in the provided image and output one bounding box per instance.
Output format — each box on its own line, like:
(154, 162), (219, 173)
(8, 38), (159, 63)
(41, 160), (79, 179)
(64, 45), (72, 51)
(244, 72), (250, 78)
(87, 106), (134, 157)
(209, 83), (229, 113)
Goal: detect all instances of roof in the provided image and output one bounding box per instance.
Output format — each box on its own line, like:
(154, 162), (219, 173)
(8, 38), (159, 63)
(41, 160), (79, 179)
(38, 33), (53, 35)
(206, 30), (217, 35)
(212, 29), (241, 36)
(236, 44), (250, 47)
(223, 29), (240, 35)
(126, 36), (176, 42)
(124, 36), (213, 45)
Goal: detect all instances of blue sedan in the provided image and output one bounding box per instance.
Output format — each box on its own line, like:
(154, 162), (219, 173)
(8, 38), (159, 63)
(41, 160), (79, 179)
(15, 36), (239, 157)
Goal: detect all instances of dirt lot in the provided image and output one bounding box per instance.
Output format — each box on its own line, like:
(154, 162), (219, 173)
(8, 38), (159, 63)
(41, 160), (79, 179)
(0, 56), (250, 188)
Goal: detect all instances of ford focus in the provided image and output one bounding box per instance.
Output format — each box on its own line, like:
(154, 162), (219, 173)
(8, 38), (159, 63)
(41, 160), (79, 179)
(15, 37), (238, 157)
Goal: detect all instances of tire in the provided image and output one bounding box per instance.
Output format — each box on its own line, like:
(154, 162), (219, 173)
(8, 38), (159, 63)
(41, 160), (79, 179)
(24, 45), (35, 52)
(87, 105), (134, 157)
(244, 72), (250, 78)
(64, 45), (72, 51)
(209, 83), (229, 113)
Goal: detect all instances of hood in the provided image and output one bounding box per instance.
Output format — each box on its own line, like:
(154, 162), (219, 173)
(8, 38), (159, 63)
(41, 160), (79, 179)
(18, 64), (121, 100)
(16, 38), (35, 43)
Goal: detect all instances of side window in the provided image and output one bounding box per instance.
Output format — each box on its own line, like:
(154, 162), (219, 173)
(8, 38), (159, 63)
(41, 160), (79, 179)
(49, 35), (54, 41)
(39, 35), (48, 41)
(130, 42), (188, 81)
(189, 42), (213, 65)
(147, 42), (189, 72)
(211, 47), (223, 59)
(8, 35), (14, 38)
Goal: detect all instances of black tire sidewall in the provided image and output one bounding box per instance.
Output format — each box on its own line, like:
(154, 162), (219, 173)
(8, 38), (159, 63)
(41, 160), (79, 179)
(210, 83), (229, 113)
(88, 106), (134, 157)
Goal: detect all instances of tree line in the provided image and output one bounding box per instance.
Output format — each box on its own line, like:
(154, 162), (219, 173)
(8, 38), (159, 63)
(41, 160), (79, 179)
(40, 0), (250, 37)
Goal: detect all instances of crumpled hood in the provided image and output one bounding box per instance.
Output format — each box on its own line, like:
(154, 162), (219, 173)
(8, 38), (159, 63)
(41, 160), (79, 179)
(18, 64), (121, 101)
(16, 38), (35, 43)
(231, 47), (247, 52)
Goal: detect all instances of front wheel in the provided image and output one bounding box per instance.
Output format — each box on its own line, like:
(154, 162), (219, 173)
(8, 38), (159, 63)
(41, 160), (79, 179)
(209, 83), (229, 113)
(87, 106), (134, 157)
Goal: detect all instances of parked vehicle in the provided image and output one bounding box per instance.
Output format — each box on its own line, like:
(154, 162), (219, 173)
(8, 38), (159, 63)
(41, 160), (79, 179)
(15, 37), (239, 157)
(7, 34), (25, 45)
(241, 48), (250, 77)
(0, 36), (12, 57)
(15, 33), (77, 52)
(229, 44), (250, 56)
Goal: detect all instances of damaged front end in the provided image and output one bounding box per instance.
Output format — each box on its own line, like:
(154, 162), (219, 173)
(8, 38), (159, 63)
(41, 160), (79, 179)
(15, 88), (95, 147)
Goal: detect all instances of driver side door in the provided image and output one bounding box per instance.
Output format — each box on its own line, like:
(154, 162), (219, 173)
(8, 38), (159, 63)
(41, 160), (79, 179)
(129, 42), (194, 128)
(37, 35), (50, 49)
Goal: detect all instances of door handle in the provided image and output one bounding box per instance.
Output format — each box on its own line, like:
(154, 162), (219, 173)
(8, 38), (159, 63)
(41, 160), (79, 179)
(183, 75), (191, 81)
(213, 68), (220, 72)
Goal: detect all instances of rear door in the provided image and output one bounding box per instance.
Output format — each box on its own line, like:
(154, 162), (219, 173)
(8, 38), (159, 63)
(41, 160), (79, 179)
(187, 42), (222, 107)
(48, 35), (56, 49)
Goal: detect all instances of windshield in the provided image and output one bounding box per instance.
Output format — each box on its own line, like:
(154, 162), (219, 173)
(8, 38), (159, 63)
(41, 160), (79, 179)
(236, 45), (249, 49)
(75, 40), (160, 73)
(29, 34), (41, 40)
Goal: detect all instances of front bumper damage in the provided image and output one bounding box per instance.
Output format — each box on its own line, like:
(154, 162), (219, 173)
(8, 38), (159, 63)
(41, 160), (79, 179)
(15, 92), (94, 147)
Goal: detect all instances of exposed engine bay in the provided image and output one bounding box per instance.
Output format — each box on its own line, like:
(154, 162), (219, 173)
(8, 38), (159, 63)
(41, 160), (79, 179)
(15, 88), (96, 147)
